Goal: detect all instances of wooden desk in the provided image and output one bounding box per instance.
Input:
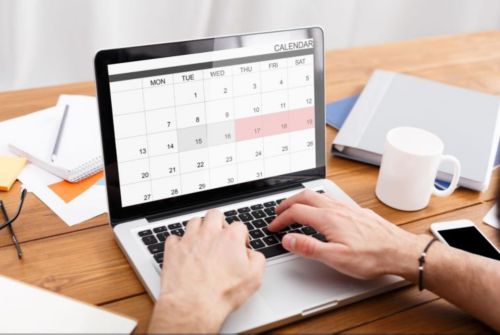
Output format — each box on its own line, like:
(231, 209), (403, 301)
(1, 31), (499, 333)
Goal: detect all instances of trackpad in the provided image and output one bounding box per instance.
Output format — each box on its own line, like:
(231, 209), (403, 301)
(259, 257), (396, 315)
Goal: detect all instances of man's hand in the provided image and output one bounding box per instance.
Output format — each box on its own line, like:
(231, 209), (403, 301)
(268, 190), (428, 280)
(148, 209), (265, 333)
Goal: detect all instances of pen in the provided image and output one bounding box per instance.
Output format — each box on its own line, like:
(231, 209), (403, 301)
(51, 104), (69, 162)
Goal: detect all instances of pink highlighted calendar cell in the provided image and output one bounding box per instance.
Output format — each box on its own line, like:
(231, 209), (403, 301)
(234, 114), (263, 141)
(289, 107), (315, 132)
(234, 107), (314, 142)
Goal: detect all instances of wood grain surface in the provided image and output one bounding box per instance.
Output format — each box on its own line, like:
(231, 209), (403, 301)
(0, 30), (499, 333)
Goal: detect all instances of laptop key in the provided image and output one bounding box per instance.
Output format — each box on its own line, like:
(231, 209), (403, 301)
(182, 221), (189, 227)
(170, 229), (184, 237)
(276, 232), (287, 241)
(238, 213), (253, 221)
(262, 227), (272, 236)
(244, 222), (255, 231)
(224, 210), (237, 217)
(158, 231), (170, 242)
(142, 235), (158, 245)
(226, 216), (240, 224)
(264, 207), (275, 216)
(257, 244), (289, 258)
(316, 190), (325, 194)
(250, 204), (264, 210)
(249, 230), (265, 239)
(168, 222), (182, 230)
(264, 216), (275, 224)
(263, 235), (279, 246)
(252, 219), (266, 228)
(263, 201), (276, 207)
(138, 229), (153, 237)
(238, 207), (251, 213)
(290, 223), (302, 229)
(153, 226), (167, 233)
(276, 198), (286, 204)
(301, 226), (317, 235)
(153, 252), (164, 263)
(148, 242), (165, 254)
(313, 233), (327, 242)
(251, 210), (266, 219)
(250, 239), (265, 250)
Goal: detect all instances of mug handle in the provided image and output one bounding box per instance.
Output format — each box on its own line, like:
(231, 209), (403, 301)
(432, 155), (461, 197)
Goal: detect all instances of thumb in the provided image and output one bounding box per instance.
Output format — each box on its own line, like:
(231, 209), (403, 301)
(248, 249), (266, 277)
(245, 249), (266, 294)
(282, 233), (330, 260)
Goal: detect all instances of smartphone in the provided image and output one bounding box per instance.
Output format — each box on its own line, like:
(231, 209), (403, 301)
(431, 220), (500, 261)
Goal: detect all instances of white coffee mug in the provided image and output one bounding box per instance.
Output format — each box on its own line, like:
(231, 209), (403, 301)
(375, 127), (461, 211)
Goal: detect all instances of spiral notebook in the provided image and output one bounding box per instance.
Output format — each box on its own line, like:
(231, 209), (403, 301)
(9, 95), (103, 182)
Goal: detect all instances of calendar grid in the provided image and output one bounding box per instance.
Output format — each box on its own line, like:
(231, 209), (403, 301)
(111, 52), (317, 207)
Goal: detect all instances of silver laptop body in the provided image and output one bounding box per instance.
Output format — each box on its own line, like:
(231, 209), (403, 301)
(94, 27), (406, 333)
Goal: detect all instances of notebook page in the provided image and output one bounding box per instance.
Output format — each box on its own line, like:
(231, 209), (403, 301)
(53, 95), (103, 173)
(8, 106), (62, 162)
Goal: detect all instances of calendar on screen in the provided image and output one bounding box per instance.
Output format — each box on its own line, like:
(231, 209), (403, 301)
(108, 39), (317, 207)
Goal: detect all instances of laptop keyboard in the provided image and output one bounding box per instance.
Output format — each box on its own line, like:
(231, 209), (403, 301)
(138, 190), (327, 269)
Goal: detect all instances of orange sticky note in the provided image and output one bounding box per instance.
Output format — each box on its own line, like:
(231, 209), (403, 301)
(49, 172), (104, 203)
(0, 156), (27, 191)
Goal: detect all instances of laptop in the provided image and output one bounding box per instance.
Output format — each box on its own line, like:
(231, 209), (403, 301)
(94, 27), (406, 333)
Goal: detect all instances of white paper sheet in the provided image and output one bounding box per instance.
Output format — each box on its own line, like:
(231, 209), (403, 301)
(18, 164), (107, 226)
(0, 275), (137, 333)
(483, 204), (500, 229)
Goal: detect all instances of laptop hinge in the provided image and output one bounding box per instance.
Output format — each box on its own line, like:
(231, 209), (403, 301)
(145, 182), (305, 223)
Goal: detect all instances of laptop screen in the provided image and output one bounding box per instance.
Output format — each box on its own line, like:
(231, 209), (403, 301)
(107, 37), (318, 207)
(95, 28), (325, 223)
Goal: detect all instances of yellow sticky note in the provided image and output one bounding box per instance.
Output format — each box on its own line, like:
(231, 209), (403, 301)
(0, 156), (27, 191)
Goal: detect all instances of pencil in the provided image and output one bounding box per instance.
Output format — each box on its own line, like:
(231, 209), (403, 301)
(51, 104), (69, 162)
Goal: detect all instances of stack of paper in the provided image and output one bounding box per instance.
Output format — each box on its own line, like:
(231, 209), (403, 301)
(0, 95), (107, 225)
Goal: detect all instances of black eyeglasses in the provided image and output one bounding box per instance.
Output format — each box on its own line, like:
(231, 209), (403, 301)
(0, 188), (27, 259)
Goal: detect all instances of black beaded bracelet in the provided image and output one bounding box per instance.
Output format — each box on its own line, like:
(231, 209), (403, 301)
(418, 237), (439, 291)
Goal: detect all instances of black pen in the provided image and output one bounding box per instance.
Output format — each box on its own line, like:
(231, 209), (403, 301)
(51, 104), (69, 162)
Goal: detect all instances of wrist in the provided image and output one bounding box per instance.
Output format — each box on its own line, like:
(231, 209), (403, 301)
(384, 232), (431, 282)
(149, 292), (231, 333)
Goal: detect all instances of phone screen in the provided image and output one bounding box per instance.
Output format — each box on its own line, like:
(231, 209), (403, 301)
(439, 227), (500, 260)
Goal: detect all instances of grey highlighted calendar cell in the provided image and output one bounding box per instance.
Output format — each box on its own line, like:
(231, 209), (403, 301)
(207, 120), (235, 146)
(177, 125), (207, 151)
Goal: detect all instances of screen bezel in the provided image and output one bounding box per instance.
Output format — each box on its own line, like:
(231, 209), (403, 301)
(94, 27), (325, 226)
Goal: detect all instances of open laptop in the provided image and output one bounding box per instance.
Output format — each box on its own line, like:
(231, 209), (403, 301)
(94, 27), (406, 333)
